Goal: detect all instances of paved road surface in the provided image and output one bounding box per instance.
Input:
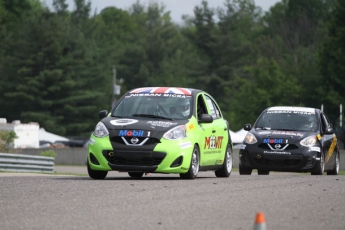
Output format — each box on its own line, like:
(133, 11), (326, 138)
(1, 168), (344, 230)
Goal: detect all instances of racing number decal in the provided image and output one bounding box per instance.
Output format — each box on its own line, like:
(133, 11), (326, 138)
(325, 135), (337, 163)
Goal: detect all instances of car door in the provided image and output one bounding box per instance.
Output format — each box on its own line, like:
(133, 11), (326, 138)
(198, 93), (228, 166)
(320, 113), (337, 167)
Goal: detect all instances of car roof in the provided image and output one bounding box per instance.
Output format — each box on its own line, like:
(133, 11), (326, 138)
(267, 106), (316, 113)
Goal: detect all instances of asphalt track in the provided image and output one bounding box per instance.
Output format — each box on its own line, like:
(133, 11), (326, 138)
(0, 167), (345, 230)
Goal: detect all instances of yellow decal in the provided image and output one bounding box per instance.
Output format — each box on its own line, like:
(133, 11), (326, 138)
(317, 134), (322, 141)
(215, 160), (223, 164)
(325, 135), (337, 163)
(189, 124), (194, 130)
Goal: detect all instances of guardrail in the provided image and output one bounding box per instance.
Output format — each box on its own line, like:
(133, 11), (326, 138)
(0, 153), (55, 173)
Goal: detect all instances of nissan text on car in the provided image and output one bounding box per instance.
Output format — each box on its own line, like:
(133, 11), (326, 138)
(239, 106), (340, 175)
(87, 87), (233, 179)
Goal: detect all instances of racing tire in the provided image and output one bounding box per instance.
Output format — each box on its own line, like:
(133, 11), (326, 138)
(180, 145), (200, 179)
(258, 169), (269, 175)
(128, 172), (144, 178)
(239, 164), (252, 175)
(87, 159), (108, 179)
(215, 144), (232, 177)
(327, 151), (340, 175)
(311, 152), (325, 175)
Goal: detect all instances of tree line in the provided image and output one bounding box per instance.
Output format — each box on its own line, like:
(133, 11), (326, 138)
(0, 0), (344, 138)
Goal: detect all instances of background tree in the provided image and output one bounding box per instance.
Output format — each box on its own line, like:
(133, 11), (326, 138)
(319, 0), (345, 124)
(0, 0), (344, 139)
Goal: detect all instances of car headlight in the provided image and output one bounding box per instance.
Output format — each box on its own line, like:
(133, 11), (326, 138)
(244, 132), (257, 144)
(93, 122), (109, 138)
(163, 125), (186, 140)
(300, 135), (317, 147)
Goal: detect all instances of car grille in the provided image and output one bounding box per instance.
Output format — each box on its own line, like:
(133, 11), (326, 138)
(103, 150), (166, 166)
(110, 136), (160, 145)
(254, 155), (303, 167)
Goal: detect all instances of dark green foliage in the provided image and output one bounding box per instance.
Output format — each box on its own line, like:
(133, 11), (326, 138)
(0, 130), (18, 152)
(0, 0), (343, 137)
(319, 0), (345, 122)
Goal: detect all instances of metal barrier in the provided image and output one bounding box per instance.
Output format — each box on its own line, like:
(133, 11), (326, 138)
(0, 153), (55, 173)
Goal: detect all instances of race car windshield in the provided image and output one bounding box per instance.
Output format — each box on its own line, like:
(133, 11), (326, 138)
(255, 112), (318, 132)
(132, 114), (173, 120)
(112, 94), (192, 120)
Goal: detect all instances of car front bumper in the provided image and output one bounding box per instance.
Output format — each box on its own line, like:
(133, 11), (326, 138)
(239, 147), (322, 172)
(87, 135), (193, 174)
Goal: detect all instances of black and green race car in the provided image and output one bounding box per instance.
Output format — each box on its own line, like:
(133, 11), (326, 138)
(87, 87), (233, 179)
(239, 106), (340, 175)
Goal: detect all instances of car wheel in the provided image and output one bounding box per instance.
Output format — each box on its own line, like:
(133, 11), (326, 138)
(215, 144), (232, 177)
(239, 164), (252, 175)
(180, 145), (200, 179)
(311, 152), (325, 175)
(87, 159), (108, 179)
(258, 169), (269, 175)
(327, 151), (340, 175)
(128, 172), (144, 178)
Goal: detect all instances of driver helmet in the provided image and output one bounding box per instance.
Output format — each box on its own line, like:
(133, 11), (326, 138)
(308, 116), (317, 128)
(176, 98), (190, 117)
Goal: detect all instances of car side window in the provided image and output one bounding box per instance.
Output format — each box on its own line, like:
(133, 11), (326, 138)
(196, 95), (208, 119)
(321, 113), (331, 132)
(205, 95), (221, 119)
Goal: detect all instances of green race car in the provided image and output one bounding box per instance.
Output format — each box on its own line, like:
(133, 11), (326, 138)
(87, 87), (233, 179)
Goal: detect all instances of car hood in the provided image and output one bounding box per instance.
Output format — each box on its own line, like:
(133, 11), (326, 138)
(101, 117), (187, 132)
(251, 129), (317, 143)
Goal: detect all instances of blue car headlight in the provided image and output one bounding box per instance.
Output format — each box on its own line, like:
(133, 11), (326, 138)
(163, 125), (186, 140)
(93, 122), (109, 138)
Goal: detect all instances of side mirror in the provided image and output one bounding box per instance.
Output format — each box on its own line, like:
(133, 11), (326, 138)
(323, 127), (334, 134)
(199, 114), (213, 123)
(98, 110), (108, 120)
(244, 123), (252, 131)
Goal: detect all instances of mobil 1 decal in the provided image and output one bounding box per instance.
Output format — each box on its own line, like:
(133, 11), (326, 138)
(118, 129), (147, 137)
(263, 138), (288, 144)
(204, 135), (224, 154)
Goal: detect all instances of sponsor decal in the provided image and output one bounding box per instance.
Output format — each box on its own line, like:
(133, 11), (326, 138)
(325, 135), (337, 163)
(204, 150), (222, 154)
(263, 139), (284, 144)
(180, 141), (192, 149)
(189, 124), (194, 130)
(129, 93), (162, 97)
(110, 119), (138, 126)
(130, 87), (192, 96)
(204, 136), (224, 149)
(215, 160), (223, 164)
(264, 151), (291, 155)
(127, 93), (190, 98)
(271, 131), (304, 137)
(267, 111), (313, 115)
(147, 121), (178, 127)
(119, 130), (144, 137)
(310, 147), (321, 152)
(258, 131), (271, 135)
